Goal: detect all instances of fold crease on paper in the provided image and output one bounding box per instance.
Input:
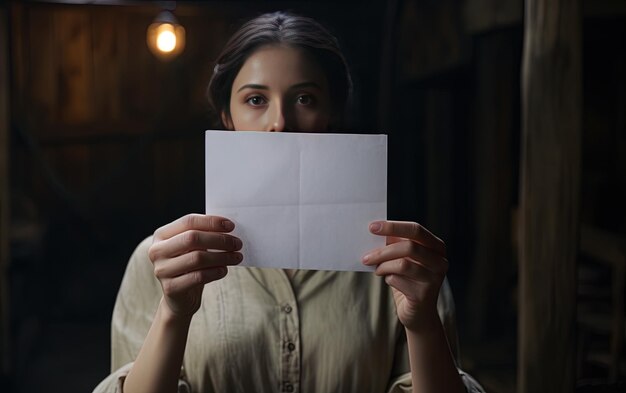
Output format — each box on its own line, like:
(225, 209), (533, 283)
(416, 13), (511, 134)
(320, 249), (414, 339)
(205, 130), (387, 272)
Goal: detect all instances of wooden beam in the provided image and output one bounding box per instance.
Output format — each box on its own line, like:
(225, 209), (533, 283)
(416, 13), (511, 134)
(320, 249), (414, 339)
(518, 0), (582, 392)
(583, 0), (626, 18)
(463, 0), (625, 35)
(0, 3), (11, 379)
(464, 0), (523, 33)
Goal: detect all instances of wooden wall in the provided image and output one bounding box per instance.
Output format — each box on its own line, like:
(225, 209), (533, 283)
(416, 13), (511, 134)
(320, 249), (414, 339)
(9, 3), (233, 223)
(7, 6), (238, 341)
(5, 3), (386, 380)
(8, 1), (384, 233)
(4, 0), (625, 391)
(1, 2), (10, 381)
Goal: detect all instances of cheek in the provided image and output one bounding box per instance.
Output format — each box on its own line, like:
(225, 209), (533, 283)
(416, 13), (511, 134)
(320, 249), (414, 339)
(295, 109), (331, 132)
(230, 104), (264, 131)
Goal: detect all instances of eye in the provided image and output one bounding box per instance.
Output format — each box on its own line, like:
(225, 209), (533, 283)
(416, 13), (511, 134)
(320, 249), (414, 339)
(296, 94), (315, 105)
(246, 95), (267, 106)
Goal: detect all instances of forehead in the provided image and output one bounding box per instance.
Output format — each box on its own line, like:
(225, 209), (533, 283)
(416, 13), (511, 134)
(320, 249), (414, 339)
(232, 44), (327, 88)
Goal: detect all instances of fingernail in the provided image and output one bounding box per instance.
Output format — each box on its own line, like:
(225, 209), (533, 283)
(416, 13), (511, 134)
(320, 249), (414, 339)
(234, 238), (243, 249)
(222, 220), (234, 230)
(362, 254), (371, 264)
(369, 222), (382, 233)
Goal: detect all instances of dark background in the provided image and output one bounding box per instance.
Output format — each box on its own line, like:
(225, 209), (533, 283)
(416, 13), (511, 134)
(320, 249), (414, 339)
(0, 0), (624, 392)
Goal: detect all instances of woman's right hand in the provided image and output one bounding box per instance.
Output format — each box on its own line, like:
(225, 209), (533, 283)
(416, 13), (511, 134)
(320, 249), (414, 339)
(148, 214), (243, 318)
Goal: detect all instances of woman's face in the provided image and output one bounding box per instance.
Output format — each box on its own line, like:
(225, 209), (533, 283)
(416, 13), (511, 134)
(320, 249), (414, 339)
(223, 44), (332, 132)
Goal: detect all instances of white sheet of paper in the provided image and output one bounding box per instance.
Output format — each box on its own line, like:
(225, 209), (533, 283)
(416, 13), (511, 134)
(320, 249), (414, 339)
(205, 130), (387, 272)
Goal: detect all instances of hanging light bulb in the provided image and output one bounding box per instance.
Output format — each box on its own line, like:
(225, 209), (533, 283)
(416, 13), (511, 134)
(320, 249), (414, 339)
(147, 10), (185, 60)
(156, 24), (177, 52)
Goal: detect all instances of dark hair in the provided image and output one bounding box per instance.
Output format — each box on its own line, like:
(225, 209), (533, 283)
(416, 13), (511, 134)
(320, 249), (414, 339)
(206, 11), (353, 129)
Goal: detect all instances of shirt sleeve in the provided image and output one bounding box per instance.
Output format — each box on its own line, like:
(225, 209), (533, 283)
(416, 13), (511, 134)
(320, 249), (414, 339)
(91, 236), (191, 393)
(108, 236), (160, 370)
(92, 363), (192, 393)
(384, 278), (486, 393)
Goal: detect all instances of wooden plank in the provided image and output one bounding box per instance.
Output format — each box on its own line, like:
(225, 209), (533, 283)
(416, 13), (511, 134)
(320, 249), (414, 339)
(464, 0), (523, 33)
(91, 8), (122, 122)
(464, 0), (626, 33)
(10, 2), (27, 130)
(583, 0), (626, 17)
(65, 144), (91, 195)
(580, 225), (626, 268)
(377, 0), (399, 130)
(124, 10), (158, 121)
(0, 3), (10, 378)
(579, 224), (626, 382)
(54, 7), (94, 124)
(467, 32), (518, 338)
(518, 0), (582, 391)
(27, 6), (57, 127)
(397, 0), (469, 81)
(423, 90), (454, 238)
(152, 139), (185, 210)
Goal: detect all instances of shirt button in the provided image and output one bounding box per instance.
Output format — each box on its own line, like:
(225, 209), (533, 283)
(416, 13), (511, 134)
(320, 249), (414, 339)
(282, 304), (292, 313)
(283, 383), (294, 392)
(287, 342), (296, 352)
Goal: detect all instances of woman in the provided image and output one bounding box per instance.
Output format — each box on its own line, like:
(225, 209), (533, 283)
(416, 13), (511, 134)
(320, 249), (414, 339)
(94, 11), (483, 393)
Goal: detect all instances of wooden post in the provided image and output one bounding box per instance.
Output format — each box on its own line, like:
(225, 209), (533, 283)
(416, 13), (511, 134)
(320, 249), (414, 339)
(518, 0), (581, 392)
(0, 3), (10, 379)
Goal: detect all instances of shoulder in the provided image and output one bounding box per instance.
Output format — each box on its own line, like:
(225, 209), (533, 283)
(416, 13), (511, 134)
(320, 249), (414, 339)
(117, 235), (159, 296)
(133, 235), (154, 262)
(125, 235), (154, 274)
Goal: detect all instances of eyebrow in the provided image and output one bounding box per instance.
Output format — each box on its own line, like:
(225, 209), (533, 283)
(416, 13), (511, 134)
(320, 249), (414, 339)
(236, 81), (322, 93)
(290, 82), (322, 90)
(237, 84), (268, 93)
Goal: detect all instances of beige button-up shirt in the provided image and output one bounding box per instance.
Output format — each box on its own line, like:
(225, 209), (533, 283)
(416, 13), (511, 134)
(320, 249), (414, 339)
(93, 237), (484, 393)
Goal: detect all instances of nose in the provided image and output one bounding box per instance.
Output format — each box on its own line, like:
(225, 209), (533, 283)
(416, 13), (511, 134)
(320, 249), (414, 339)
(267, 101), (286, 132)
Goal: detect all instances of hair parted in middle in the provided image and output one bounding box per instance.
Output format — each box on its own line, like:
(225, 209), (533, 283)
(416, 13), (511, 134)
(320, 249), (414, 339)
(206, 11), (353, 129)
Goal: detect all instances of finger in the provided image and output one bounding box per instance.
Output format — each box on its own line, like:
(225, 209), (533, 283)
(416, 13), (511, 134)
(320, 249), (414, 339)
(385, 236), (404, 246)
(154, 214), (235, 241)
(369, 221), (446, 257)
(149, 230), (242, 261)
(383, 274), (422, 303)
(362, 240), (448, 275)
(161, 267), (228, 297)
(154, 250), (243, 279)
(373, 258), (437, 283)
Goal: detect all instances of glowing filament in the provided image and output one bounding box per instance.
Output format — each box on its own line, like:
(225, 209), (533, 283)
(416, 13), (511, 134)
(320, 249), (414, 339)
(156, 24), (177, 53)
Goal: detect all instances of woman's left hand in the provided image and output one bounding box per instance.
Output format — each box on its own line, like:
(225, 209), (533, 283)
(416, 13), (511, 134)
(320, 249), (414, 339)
(362, 220), (448, 332)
